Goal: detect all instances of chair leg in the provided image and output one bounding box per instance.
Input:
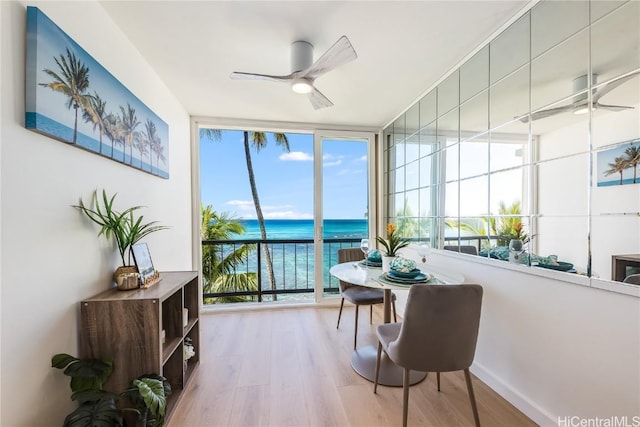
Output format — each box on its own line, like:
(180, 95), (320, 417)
(464, 368), (481, 427)
(402, 368), (410, 427)
(392, 300), (397, 322)
(337, 298), (345, 329)
(369, 305), (373, 324)
(373, 342), (382, 394)
(354, 305), (359, 350)
(437, 372), (441, 391)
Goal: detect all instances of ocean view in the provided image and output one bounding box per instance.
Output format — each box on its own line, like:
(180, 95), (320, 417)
(235, 218), (368, 240)
(209, 219), (368, 300)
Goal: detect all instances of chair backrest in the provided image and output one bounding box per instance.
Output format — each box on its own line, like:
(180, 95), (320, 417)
(623, 274), (640, 285)
(444, 245), (478, 256)
(337, 248), (365, 292)
(386, 284), (483, 373)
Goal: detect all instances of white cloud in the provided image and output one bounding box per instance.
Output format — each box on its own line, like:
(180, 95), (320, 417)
(357, 155), (367, 162)
(263, 211), (313, 219)
(226, 200), (254, 210)
(323, 159), (343, 167)
(280, 151), (313, 161)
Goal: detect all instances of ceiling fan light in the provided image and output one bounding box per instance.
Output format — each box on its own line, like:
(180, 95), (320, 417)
(291, 78), (313, 94)
(574, 105), (594, 115)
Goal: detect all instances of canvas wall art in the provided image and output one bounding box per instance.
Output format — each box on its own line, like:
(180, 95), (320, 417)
(25, 6), (169, 178)
(596, 139), (640, 187)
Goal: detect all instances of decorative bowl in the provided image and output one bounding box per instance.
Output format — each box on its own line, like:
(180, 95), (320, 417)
(389, 256), (416, 273)
(537, 261), (574, 272)
(367, 249), (382, 262)
(388, 268), (422, 279)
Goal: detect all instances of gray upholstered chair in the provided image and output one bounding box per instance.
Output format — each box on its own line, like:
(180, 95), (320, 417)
(623, 274), (640, 284)
(444, 245), (478, 255)
(373, 284), (483, 427)
(336, 247), (397, 349)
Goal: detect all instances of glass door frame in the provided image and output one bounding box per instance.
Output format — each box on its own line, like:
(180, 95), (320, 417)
(313, 130), (377, 303)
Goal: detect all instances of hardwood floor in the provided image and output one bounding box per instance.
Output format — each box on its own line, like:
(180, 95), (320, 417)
(168, 305), (536, 427)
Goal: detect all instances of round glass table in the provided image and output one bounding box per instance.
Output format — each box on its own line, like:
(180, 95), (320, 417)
(329, 261), (464, 386)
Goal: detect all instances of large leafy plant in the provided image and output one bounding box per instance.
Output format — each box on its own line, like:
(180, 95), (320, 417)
(73, 190), (168, 266)
(52, 353), (171, 427)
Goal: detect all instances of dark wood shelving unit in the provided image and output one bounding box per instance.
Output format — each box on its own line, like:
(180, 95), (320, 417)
(80, 271), (200, 422)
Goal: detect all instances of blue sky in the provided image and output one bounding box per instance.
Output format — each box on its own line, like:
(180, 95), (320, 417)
(200, 130), (369, 219)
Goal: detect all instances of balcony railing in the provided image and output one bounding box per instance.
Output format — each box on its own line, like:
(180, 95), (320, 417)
(201, 236), (488, 304)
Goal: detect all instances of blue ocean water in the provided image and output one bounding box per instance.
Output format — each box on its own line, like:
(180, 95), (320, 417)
(597, 178), (639, 187)
(216, 219), (367, 298)
(236, 219), (368, 240)
(25, 112), (169, 178)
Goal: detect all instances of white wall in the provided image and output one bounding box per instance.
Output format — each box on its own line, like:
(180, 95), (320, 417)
(1, 1), (192, 425)
(417, 250), (640, 426)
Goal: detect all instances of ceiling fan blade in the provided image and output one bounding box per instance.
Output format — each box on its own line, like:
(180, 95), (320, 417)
(594, 102), (635, 112)
(519, 104), (574, 122)
(593, 70), (640, 102)
(230, 71), (294, 83)
(302, 35), (357, 80)
(307, 87), (334, 109)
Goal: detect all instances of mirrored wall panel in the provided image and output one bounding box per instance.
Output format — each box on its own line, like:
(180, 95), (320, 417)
(383, 0), (639, 287)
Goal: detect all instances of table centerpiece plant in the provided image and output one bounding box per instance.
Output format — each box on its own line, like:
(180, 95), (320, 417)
(376, 223), (410, 271)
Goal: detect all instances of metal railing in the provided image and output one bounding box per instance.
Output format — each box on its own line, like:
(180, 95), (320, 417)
(201, 236), (489, 304)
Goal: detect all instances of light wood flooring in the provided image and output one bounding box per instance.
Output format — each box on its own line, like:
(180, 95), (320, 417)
(168, 305), (536, 427)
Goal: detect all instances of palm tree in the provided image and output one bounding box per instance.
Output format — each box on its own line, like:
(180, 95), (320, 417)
(119, 103), (140, 165)
(143, 119), (159, 172)
(103, 113), (121, 157)
(201, 205), (257, 304)
(604, 156), (628, 185)
(624, 145), (640, 184)
(243, 131), (289, 300)
(82, 92), (106, 153)
(39, 48), (91, 144)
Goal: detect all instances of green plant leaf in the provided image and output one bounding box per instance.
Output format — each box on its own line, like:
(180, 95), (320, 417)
(133, 378), (167, 417)
(52, 353), (79, 369)
(63, 396), (122, 427)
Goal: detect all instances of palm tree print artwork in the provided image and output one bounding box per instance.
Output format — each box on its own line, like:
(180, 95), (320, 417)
(25, 6), (169, 178)
(597, 140), (640, 187)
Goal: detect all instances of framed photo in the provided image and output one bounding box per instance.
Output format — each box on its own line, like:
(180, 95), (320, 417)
(131, 243), (160, 288)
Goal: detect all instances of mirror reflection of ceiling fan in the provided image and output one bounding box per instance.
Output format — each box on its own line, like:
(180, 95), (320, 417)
(521, 70), (639, 123)
(230, 35), (357, 110)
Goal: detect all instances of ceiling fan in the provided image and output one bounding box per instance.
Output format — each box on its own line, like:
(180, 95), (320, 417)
(230, 35), (357, 110)
(521, 71), (639, 123)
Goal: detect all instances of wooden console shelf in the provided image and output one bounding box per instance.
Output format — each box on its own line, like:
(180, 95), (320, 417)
(80, 271), (200, 421)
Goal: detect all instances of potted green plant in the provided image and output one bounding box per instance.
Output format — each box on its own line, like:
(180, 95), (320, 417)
(52, 353), (171, 427)
(73, 190), (168, 289)
(376, 223), (410, 271)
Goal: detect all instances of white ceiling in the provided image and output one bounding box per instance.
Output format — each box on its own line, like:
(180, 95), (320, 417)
(100, 1), (528, 129)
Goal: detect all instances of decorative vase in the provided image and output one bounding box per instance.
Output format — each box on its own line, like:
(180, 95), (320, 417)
(381, 255), (396, 272)
(508, 239), (525, 264)
(113, 266), (139, 290)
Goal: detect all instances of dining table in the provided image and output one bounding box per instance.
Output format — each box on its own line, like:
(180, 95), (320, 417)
(329, 260), (464, 387)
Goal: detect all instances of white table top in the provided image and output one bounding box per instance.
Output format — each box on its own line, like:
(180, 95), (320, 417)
(329, 261), (464, 289)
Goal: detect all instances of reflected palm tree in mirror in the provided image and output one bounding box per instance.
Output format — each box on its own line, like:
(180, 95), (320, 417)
(624, 145), (640, 184)
(605, 156), (628, 185)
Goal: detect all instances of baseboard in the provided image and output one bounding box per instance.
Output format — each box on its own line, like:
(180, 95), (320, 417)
(471, 361), (556, 426)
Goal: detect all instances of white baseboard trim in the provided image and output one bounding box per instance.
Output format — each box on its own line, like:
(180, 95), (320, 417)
(471, 361), (557, 426)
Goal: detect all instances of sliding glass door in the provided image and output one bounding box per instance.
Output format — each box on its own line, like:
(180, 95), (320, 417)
(313, 131), (376, 301)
